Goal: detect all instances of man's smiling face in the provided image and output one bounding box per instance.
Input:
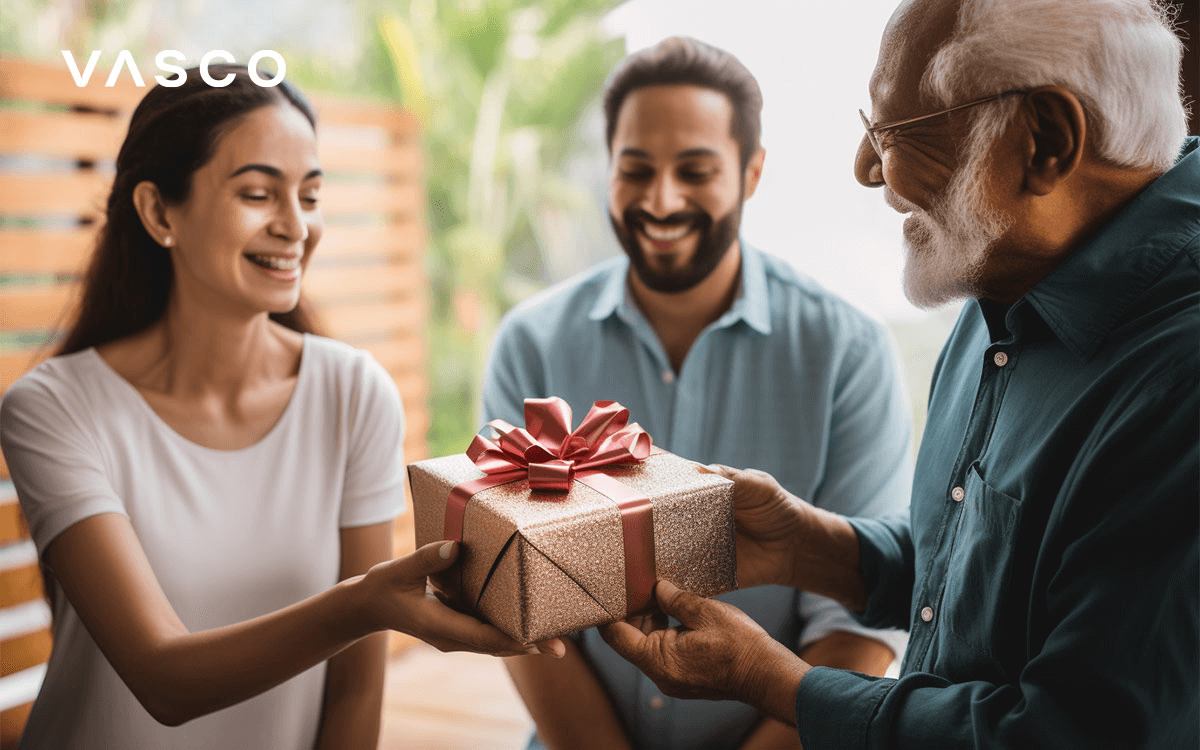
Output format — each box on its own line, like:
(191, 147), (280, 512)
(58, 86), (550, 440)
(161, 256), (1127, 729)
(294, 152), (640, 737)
(608, 84), (746, 294)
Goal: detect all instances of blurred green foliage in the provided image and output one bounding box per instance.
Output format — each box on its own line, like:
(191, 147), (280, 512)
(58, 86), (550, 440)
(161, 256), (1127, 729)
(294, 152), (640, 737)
(285, 0), (626, 456)
(369, 0), (625, 457)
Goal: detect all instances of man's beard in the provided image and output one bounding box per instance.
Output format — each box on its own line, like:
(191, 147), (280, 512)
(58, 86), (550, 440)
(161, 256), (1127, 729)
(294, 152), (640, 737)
(895, 109), (1014, 309)
(610, 203), (741, 294)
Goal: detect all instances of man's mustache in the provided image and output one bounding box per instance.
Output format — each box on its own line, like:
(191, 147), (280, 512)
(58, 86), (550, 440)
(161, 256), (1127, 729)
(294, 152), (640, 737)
(624, 208), (710, 230)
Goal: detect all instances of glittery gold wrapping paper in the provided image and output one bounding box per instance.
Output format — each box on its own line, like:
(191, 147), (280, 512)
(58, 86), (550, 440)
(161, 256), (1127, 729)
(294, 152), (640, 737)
(409, 450), (737, 644)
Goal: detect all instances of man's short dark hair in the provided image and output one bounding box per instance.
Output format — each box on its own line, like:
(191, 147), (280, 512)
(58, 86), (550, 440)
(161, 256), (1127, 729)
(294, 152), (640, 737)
(603, 37), (763, 169)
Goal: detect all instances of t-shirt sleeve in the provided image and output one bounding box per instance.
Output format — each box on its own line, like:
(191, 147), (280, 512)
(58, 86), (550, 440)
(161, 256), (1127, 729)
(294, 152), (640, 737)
(0, 373), (128, 557)
(339, 352), (407, 527)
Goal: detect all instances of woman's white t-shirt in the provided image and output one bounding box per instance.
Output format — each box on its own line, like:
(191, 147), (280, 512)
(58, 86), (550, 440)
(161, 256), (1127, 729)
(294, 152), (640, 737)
(0, 334), (406, 750)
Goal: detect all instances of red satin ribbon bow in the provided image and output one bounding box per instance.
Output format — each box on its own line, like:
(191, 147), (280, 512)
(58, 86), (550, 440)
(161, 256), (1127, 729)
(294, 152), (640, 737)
(465, 397), (653, 491)
(445, 397), (659, 614)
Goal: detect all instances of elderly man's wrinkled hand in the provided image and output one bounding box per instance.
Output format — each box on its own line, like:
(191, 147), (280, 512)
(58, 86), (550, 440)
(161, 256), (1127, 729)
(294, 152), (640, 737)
(702, 465), (810, 589)
(600, 580), (808, 723)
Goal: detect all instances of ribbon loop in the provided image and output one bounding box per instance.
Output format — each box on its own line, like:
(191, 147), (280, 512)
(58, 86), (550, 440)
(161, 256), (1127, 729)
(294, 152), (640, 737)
(466, 397), (652, 495)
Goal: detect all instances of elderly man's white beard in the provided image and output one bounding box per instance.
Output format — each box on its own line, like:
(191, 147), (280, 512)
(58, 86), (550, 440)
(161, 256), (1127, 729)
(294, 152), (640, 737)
(892, 133), (1013, 309)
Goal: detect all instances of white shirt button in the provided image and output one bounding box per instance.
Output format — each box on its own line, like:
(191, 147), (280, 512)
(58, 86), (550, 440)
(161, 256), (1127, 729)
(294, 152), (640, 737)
(951, 486), (965, 502)
(993, 351), (1009, 367)
(662, 370), (675, 384)
(649, 695), (665, 709)
(920, 606), (934, 622)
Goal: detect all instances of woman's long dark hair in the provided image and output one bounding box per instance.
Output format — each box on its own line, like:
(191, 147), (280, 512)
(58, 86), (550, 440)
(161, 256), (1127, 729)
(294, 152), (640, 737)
(57, 64), (322, 355)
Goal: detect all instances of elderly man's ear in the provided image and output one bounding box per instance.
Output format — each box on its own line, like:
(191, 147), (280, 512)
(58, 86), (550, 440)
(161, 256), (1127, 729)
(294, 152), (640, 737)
(1020, 86), (1088, 196)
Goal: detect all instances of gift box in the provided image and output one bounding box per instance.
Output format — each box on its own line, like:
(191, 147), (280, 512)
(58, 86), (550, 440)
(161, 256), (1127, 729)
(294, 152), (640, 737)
(409, 398), (737, 644)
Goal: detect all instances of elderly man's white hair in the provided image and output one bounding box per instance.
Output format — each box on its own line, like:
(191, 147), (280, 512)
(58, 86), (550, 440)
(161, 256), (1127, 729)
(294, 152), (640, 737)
(923, 0), (1188, 172)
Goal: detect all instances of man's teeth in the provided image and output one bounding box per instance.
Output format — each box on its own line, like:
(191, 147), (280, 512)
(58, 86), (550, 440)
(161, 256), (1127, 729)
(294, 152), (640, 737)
(642, 223), (692, 242)
(247, 254), (300, 271)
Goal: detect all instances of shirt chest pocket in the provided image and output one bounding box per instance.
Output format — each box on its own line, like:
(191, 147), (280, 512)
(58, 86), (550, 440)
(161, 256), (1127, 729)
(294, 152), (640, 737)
(938, 465), (1023, 664)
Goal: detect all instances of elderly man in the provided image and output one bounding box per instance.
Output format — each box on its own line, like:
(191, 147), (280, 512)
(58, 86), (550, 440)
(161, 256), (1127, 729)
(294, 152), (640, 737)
(601, 0), (1199, 747)
(484, 37), (912, 750)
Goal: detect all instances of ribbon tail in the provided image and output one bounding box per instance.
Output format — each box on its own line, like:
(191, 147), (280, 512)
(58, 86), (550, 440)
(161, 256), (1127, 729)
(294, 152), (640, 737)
(576, 470), (657, 615)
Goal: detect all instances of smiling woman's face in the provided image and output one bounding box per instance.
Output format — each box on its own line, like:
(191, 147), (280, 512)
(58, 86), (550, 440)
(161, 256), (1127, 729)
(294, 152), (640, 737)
(163, 103), (323, 318)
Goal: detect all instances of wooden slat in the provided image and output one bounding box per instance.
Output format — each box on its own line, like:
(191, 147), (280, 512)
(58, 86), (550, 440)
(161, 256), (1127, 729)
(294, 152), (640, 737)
(0, 562), (41, 609)
(2, 698), (36, 746)
(0, 327), (429, 392)
(310, 95), (419, 136)
(0, 285), (76, 331)
(304, 264), (420, 303)
(320, 181), (422, 217)
(0, 222), (425, 273)
(0, 173), (109, 218)
(318, 142), (421, 178)
(0, 349), (49, 395)
(0, 57), (143, 111)
(0, 174), (417, 219)
(0, 110), (125, 161)
(317, 222), (423, 261)
(0, 222), (423, 274)
(322, 297), (426, 343)
(1, 631), (51, 679)
(0, 114), (419, 178)
(0, 496), (23, 547)
(0, 229), (95, 274)
(369, 338), (428, 376)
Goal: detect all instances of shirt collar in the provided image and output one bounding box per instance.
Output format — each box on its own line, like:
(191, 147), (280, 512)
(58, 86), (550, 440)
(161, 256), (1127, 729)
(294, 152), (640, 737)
(587, 240), (773, 335)
(1023, 136), (1200, 361)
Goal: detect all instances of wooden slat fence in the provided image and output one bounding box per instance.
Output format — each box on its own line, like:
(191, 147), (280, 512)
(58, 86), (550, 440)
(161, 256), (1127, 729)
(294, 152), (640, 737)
(0, 57), (428, 747)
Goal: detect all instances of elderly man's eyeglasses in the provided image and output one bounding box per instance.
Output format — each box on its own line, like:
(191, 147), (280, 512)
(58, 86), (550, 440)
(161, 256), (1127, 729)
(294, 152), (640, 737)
(858, 89), (1029, 160)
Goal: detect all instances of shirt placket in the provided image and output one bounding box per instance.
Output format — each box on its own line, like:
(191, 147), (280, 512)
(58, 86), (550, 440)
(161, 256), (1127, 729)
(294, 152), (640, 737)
(909, 336), (1019, 670)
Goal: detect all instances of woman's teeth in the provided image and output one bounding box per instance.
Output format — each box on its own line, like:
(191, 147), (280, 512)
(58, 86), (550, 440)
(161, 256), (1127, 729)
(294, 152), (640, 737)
(246, 254), (300, 271)
(641, 223), (692, 242)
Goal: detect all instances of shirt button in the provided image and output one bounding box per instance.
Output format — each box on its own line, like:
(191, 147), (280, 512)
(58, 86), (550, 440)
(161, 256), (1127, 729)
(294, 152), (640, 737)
(951, 486), (965, 502)
(993, 351), (1009, 367)
(649, 695), (665, 709)
(921, 606), (934, 622)
(662, 370), (675, 384)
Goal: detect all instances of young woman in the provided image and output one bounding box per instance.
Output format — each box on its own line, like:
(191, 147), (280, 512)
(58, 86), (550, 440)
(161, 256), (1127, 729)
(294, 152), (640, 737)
(0, 66), (559, 750)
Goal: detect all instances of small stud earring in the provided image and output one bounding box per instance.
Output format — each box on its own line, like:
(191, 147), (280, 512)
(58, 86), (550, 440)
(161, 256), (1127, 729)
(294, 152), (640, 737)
(163, 237), (174, 247)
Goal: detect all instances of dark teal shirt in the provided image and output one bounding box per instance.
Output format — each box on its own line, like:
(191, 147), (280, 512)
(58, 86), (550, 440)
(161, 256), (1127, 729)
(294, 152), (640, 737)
(797, 137), (1200, 749)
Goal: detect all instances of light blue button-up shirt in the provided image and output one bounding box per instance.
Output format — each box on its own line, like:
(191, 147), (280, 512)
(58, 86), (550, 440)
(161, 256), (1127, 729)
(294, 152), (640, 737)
(482, 242), (913, 750)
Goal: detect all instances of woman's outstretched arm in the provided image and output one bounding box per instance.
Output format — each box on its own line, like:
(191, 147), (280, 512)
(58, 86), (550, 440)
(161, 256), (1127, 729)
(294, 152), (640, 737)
(313, 521), (394, 750)
(47, 513), (550, 727)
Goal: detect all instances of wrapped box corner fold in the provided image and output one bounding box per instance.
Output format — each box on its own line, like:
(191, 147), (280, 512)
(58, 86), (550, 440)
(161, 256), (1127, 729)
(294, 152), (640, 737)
(409, 450), (737, 644)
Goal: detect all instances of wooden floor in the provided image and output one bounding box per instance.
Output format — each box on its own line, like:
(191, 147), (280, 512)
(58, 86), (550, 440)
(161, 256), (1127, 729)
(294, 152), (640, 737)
(380, 644), (535, 750)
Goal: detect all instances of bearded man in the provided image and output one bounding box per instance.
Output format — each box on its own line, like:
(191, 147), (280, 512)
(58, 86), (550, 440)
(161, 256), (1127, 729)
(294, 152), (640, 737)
(599, 1), (1199, 748)
(482, 37), (914, 750)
